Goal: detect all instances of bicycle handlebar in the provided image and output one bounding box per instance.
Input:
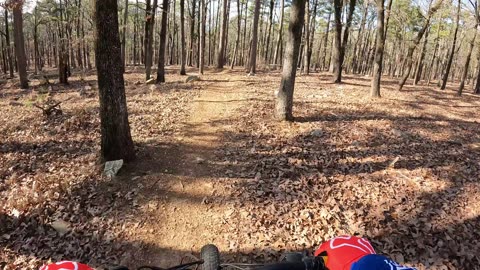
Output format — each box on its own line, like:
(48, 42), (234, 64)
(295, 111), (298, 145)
(253, 257), (325, 270)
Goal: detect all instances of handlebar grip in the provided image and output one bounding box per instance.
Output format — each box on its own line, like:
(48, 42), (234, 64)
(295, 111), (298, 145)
(254, 262), (307, 270)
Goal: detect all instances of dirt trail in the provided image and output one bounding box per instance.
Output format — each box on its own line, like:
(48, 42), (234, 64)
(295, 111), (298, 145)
(126, 74), (250, 267)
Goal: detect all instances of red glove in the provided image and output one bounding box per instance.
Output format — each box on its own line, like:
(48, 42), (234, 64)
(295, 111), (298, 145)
(39, 261), (94, 270)
(314, 236), (376, 270)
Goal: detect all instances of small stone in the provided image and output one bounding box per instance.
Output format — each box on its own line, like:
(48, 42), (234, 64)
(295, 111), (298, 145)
(391, 128), (403, 137)
(195, 157), (205, 164)
(186, 75), (200, 83)
(104, 159), (124, 177)
(51, 219), (71, 236)
(311, 129), (323, 137)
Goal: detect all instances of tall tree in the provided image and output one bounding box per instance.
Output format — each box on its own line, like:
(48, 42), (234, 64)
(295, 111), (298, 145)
(332, 0), (357, 83)
(179, 0), (187, 75)
(264, 0), (274, 63)
(94, 0), (135, 161)
(216, 0), (229, 68)
(275, 0), (306, 121)
(122, 0), (129, 68)
(9, 0), (28, 89)
(145, 0), (158, 80)
(273, 0), (284, 66)
(156, 0), (169, 83)
(199, 0), (206, 74)
(397, 0), (443, 91)
(248, 0), (261, 75)
(371, 0), (385, 98)
(4, 9), (14, 78)
(231, 0), (242, 68)
(413, 27), (430, 85)
(440, 0), (461, 90)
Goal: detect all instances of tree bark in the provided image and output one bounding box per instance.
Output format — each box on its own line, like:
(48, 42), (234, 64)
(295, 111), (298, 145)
(440, 0), (460, 90)
(215, 0), (228, 68)
(180, 0), (187, 74)
(273, 0), (285, 66)
(332, 0), (356, 83)
(156, 0), (169, 82)
(275, 0), (306, 121)
(458, 26), (477, 95)
(413, 27), (430, 85)
(371, 0), (385, 98)
(302, 0), (310, 74)
(199, 0), (206, 74)
(231, 0), (242, 68)
(248, 0), (261, 75)
(145, 0), (158, 80)
(188, 0), (196, 66)
(4, 9), (14, 78)
(11, 1), (28, 89)
(94, 0), (135, 162)
(121, 0), (128, 68)
(264, 0), (275, 63)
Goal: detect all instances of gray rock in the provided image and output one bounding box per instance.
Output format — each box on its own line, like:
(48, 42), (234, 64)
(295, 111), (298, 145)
(311, 129), (323, 137)
(51, 219), (71, 236)
(104, 159), (124, 177)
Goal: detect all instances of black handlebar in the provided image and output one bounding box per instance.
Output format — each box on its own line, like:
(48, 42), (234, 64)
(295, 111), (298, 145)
(253, 257), (325, 270)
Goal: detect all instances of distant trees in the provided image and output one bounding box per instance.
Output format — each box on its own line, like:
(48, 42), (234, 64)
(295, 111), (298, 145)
(397, 0), (443, 91)
(2, 0), (480, 96)
(93, 0), (135, 161)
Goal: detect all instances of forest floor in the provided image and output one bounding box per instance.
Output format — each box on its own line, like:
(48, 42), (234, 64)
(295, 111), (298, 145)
(1, 67), (480, 270)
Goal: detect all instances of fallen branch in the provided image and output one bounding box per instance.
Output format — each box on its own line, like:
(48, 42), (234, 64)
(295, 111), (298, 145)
(34, 97), (73, 117)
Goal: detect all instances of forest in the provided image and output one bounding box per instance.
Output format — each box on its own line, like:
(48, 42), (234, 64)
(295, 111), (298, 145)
(1, 0), (480, 269)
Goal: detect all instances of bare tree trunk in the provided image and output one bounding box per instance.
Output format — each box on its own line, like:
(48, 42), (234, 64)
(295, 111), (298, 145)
(94, 0), (135, 162)
(11, 1), (28, 89)
(306, 0), (318, 73)
(398, 0), (442, 90)
(275, 0), (306, 121)
(302, 0), (310, 74)
(383, 0), (393, 39)
(216, 0), (229, 68)
(4, 9), (14, 79)
(264, 0), (274, 63)
(440, 0), (460, 90)
(188, 0), (196, 66)
(199, 0), (206, 74)
(179, 0), (187, 74)
(333, 0), (356, 83)
(273, 0), (284, 66)
(122, 0), (128, 68)
(413, 27), (430, 85)
(156, 0), (169, 82)
(320, 11), (331, 71)
(371, 0), (385, 98)
(231, 0), (242, 69)
(145, 0), (158, 80)
(248, 0), (261, 75)
(459, 27), (477, 95)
